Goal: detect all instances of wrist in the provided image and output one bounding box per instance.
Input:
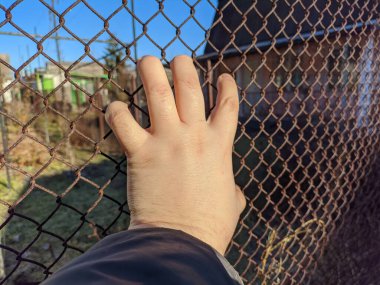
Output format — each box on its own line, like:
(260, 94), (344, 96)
(128, 221), (230, 255)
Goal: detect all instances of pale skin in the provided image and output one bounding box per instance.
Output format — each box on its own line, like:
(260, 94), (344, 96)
(105, 55), (246, 255)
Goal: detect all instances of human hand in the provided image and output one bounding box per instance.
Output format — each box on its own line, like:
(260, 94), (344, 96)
(105, 55), (246, 255)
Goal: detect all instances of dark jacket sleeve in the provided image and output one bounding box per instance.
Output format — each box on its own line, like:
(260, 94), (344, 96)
(42, 227), (244, 285)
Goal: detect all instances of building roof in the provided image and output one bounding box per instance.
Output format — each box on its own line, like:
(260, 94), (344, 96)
(35, 61), (108, 79)
(201, 0), (378, 60)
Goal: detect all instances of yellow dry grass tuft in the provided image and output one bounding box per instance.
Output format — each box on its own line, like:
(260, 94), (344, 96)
(259, 219), (326, 285)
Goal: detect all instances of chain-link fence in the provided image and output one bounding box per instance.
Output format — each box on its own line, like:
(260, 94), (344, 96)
(0, 0), (379, 284)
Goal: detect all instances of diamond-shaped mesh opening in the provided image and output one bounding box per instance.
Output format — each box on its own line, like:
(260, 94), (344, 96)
(178, 17), (208, 52)
(62, 3), (104, 40)
(147, 14), (176, 47)
(7, 0), (51, 36)
(12, 188), (57, 222)
(7, 258), (47, 284)
(107, 8), (135, 42)
(0, 0), (379, 284)
(3, 213), (40, 253)
(41, 204), (83, 239)
(7, 137), (51, 174)
(85, 192), (129, 233)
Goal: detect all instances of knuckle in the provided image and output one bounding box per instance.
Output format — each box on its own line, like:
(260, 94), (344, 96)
(151, 83), (172, 97)
(109, 108), (127, 124)
(155, 93), (176, 116)
(106, 101), (127, 125)
(177, 77), (200, 91)
(221, 96), (239, 112)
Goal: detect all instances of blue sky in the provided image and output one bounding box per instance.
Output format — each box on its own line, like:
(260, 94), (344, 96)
(0, 0), (217, 71)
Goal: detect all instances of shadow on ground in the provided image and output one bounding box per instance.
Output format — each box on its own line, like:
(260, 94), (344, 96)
(1, 158), (129, 284)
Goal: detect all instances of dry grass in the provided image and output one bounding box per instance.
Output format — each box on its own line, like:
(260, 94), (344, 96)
(258, 219), (326, 285)
(0, 111), (129, 283)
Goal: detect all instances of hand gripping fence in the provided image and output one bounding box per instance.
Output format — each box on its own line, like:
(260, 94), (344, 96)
(0, 0), (379, 284)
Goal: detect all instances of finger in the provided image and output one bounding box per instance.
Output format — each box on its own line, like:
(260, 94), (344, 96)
(170, 55), (205, 124)
(138, 56), (178, 132)
(235, 185), (246, 214)
(105, 101), (149, 155)
(208, 73), (239, 144)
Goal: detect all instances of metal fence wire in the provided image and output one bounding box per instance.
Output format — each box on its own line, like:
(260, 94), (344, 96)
(0, 0), (379, 284)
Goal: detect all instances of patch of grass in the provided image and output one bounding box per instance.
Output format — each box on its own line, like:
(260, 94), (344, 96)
(0, 152), (129, 284)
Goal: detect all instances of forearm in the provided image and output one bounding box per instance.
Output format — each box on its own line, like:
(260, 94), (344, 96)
(42, 227), (243, 285)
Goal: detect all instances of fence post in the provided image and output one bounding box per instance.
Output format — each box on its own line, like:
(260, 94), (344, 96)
(0, 97), (11, 189)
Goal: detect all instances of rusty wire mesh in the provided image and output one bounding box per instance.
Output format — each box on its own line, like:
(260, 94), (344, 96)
(0, 0), (379, 284)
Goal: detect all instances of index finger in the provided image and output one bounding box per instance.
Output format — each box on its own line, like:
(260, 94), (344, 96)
(138, 56), (179, 133)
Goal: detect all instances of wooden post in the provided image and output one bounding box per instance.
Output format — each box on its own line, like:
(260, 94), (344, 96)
(96, 78), (105, 141)
(0, 97), (11, 189)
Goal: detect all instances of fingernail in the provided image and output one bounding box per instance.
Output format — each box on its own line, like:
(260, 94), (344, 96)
(137, 55), (151, 65)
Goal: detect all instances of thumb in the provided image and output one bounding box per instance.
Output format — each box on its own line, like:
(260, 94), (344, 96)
(105, 101), (149, 155)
